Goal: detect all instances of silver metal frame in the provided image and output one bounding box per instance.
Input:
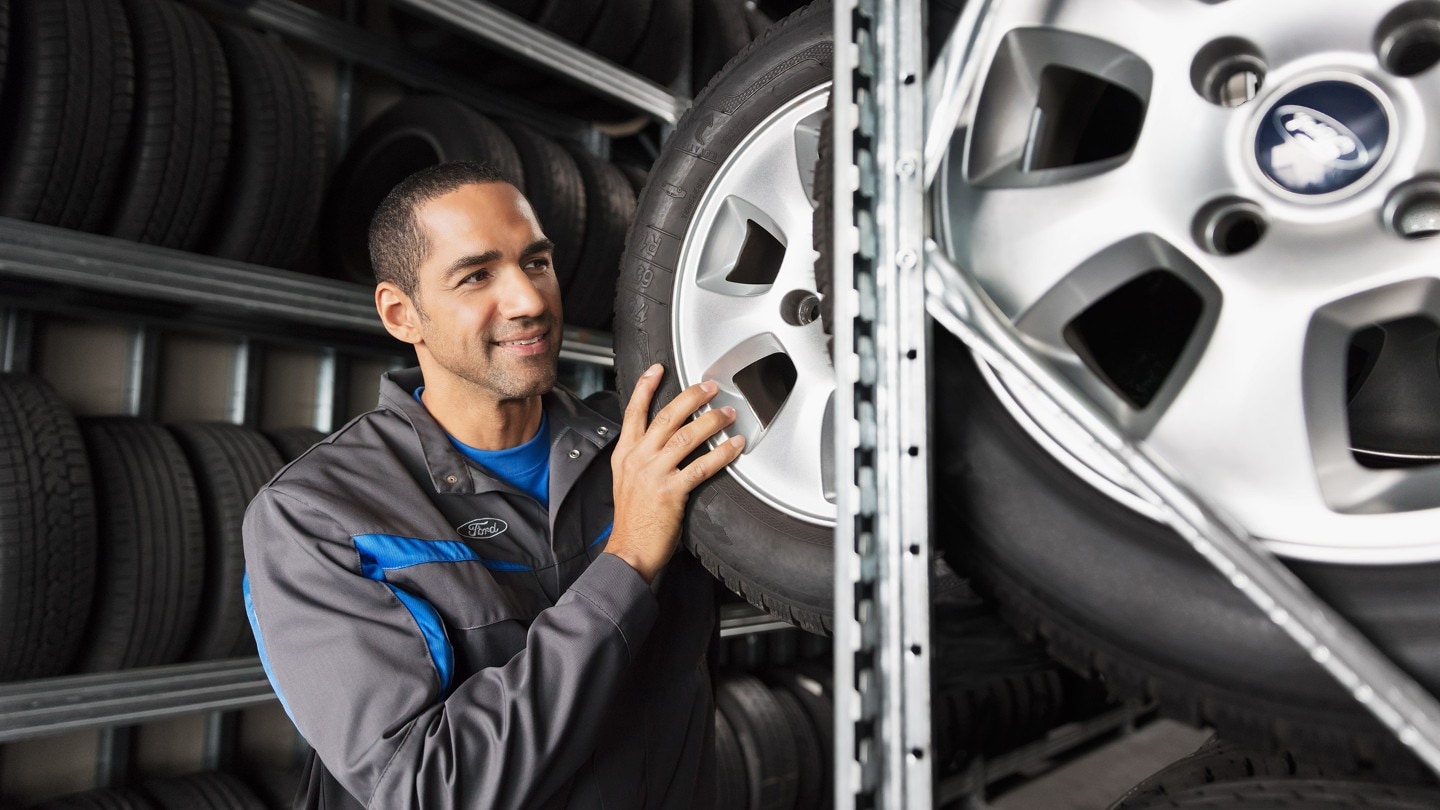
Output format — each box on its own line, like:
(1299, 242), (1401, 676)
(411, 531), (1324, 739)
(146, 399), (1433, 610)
(833, 0), (934, 806)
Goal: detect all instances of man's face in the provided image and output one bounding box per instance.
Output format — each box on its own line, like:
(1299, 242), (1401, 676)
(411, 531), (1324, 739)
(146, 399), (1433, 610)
(407, 182), (564, 403)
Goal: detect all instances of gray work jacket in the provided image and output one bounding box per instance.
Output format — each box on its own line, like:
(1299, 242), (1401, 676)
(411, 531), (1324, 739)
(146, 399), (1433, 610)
(242, 369), (716, 809)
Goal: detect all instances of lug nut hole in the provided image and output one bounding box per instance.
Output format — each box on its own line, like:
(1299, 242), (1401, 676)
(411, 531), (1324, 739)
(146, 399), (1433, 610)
(1377, 2), (1440, 76)
(781, 290), (821, 326)
(1385, 179), (1440, 239)
(1194, 198), (1267, 256)
(1192, 38), (1265, 108)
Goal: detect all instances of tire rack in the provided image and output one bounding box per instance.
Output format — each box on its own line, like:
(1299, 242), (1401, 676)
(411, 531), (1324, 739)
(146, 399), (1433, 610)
(0, 0), (687, 792)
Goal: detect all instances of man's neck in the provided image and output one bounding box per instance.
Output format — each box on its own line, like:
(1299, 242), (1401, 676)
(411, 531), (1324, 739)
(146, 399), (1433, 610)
(418, 379), (544, 450)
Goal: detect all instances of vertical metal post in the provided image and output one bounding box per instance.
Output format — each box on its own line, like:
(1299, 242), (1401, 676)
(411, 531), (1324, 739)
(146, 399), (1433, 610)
(124, 325), (161, 420)
(834, 0), (932, 807)
(316, 348), (350, 432)
(230, 338), (266, 428)
(0, 308), (35, 373)
(329, 0), (362, 167)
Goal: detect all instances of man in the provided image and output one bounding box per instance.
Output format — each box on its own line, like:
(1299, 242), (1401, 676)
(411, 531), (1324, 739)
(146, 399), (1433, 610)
(242, 160), (743, 809)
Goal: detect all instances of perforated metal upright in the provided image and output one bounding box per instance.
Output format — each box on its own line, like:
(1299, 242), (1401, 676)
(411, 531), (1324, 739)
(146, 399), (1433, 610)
(831, 0), (934, 807)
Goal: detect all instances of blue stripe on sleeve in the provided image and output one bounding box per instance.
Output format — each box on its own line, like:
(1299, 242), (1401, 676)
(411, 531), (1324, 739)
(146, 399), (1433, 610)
(352, 533), (482, 577)
(588, 522), (614, 548)
(243, 572), (298, 725)
(383, 583), (455, 695)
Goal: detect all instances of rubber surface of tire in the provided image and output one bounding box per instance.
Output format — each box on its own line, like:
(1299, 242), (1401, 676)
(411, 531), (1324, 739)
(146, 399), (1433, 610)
(107, 0), (231, 250)
(581, 0), (652, 66)
(76, 418), (204, 672)
(141, 771), (268, 810)
(768, 683), (824, 810)
(623, 0), (691, 86)
(1117, 779), (1440, 809)
(692, 0), (753, 91)
(932, 330), (1439, 773)
(716, 673), (801, 810)
(263, 426), (326, 463)
(764, 666), (833, 810)
(203, 23), (324, 269)
(29, 787), (160, 810)
(496, 118), (587, 290)
(0, 0), (134, 231)
(559, 142), (636, 329)
(168, 422), (282, 661)
(1110, 737), (1339, 809)
(0, 374), (96, 680)
(613, 0), (835, 635)
(714, 707), (750, 810)
(322, 95), (525, 284)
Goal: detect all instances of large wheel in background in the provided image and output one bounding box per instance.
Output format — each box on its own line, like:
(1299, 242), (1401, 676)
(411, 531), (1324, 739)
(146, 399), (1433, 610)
(321, 95), (525, 284)
(928, 0), (1440, 773)
(614, 1), (834, 634)
(0, 375), (96, 681)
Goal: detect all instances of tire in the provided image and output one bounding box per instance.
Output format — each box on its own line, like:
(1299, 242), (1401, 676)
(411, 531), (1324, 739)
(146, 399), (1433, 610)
(106, 0), (231, 250)
(495, 118), (587, 290)
(202, 22), (325, 269)
(321, 96), (525, 285)
(614, 1), (834, 634)
(623, 0), (691, 87)
(0, 0), (134, 232)
(168, 422), (282, 661)
(692, 0), (752, 91)
(75, 417), (204, 672)
(1110, 736), (1338, 809)
(714, 706), (750, 810)
(559, 142), (636, 330)
(1115, 780), (1440, 810)
(933, 333), (1440, 774)
(716, 673), (800, 810)
(263, 426), (326, 463)
(766, 683), (824, 810)
(581, 0), (653, 68)
(29, 787), (159, 810)
(763, 666), (833, 810)
(0, 374), (95, 681)
(140, 772), (267, 810)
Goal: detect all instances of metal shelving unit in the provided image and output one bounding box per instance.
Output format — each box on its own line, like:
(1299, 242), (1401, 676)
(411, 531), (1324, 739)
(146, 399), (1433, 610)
(832, 1), (933, 808)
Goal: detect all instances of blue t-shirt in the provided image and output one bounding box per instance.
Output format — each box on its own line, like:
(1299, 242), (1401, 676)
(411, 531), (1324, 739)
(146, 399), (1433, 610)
(415, 387), (550, 507)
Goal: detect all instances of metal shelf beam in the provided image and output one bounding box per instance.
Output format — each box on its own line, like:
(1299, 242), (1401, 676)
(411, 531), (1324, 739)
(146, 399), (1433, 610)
(0, 606), (789, 743)
(0, 218), (614, 366)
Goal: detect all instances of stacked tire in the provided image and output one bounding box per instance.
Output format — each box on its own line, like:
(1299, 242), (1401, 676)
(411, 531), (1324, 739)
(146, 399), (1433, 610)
(321, 96), (636, 329)
(0, 374), (321, 679)
(0, 0), (325, 269)
(29, 770), (271, 810)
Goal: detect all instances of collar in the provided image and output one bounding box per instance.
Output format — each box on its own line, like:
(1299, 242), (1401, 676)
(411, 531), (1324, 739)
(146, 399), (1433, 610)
(379, 368), (619, 495)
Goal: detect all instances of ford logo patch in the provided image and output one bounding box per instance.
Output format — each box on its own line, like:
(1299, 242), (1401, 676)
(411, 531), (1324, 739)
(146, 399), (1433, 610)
(458, 517), (509, 539)
(1255, 80), (1389, 197)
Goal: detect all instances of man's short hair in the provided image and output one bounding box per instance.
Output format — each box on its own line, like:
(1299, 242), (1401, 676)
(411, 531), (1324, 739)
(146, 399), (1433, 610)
(368, 161), (517, 297)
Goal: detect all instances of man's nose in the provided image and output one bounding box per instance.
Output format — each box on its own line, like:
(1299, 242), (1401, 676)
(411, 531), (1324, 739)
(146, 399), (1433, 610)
(496, 266), (547, 319)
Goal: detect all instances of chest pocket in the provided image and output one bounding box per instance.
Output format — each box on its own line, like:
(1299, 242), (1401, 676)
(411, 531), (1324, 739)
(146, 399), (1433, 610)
(353, 534), (550, 670)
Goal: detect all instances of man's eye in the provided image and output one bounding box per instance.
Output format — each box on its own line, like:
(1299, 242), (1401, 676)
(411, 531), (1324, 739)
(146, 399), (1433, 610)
(525, 258), (552, 272)
(462, 270), (491, 284)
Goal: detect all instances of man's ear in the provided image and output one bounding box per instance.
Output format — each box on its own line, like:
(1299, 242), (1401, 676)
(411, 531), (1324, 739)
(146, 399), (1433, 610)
(376, 281), (423, 345)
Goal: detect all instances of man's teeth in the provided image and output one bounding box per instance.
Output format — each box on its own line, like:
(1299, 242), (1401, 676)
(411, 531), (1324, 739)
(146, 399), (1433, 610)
(500, 336), (542, 346)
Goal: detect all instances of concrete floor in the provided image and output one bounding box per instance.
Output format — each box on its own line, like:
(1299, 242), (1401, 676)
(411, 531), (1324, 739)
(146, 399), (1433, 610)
(986, 720), (1214, 810)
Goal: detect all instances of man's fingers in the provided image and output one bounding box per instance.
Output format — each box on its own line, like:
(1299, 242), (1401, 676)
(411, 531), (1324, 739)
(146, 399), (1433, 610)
(620, 363), (664, 446)
(678, 435), (746, 490)
(645, 379), (721, 444)
(661, 406), (737, 463)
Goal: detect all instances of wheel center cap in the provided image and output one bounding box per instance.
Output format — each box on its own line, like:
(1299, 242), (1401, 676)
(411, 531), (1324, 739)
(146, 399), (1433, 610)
(1254, 79), (1390, 198)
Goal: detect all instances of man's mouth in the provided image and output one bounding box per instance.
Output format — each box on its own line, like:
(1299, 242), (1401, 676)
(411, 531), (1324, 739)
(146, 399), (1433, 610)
(497, 335), (544, 347)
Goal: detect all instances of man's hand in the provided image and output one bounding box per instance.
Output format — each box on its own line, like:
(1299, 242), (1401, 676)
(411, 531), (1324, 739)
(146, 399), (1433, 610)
(605, 363), (744, 583)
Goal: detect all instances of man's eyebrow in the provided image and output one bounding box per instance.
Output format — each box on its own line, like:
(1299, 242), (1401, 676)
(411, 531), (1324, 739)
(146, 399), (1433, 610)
(442, 250), (502, 283)
(521, 238), (556, 257)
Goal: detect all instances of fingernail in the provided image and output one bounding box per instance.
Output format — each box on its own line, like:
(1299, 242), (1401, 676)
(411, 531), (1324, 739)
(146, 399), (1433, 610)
(643, 364), (661, 378)
(700, 380), (718, 393)
(720, 405), (736, 418)
(730, 435), (746, 448)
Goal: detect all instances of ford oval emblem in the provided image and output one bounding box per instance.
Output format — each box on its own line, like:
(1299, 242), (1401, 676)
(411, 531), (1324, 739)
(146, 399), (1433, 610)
(1255, 80), (1389, 197)
(458, 517), (509, 539)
